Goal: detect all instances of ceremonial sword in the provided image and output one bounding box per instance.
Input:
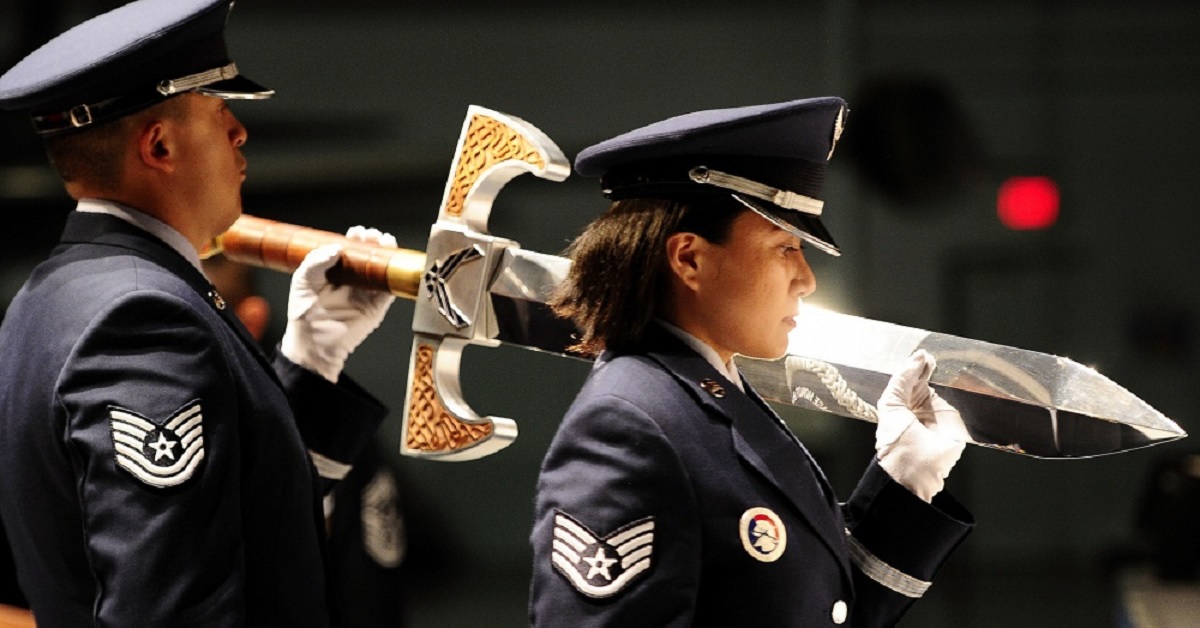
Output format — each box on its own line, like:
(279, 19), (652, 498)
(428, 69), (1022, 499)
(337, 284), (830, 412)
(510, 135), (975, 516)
(205, 106), (1186, 462)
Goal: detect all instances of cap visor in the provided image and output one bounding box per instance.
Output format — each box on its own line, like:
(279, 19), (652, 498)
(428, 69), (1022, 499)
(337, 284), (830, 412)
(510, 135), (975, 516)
(733, 194), (841, 256)
(197, 74), (274, 100)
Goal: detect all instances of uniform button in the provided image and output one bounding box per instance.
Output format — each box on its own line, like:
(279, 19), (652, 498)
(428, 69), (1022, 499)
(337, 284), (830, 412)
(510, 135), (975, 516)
(831, 600), (848, 624)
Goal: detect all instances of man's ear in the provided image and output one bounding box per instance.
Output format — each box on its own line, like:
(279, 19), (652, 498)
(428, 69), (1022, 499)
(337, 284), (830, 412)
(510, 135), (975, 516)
(665, 232), (705, 293)
(137, 119), (174, 174)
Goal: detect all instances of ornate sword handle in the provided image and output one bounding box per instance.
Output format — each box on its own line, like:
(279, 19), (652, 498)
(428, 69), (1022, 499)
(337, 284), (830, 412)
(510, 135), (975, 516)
(401, 106), (569, 460)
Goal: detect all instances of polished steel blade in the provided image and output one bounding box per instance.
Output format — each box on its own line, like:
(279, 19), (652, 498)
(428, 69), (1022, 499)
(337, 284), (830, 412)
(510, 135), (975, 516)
(484, 251), (1186, 458)
(737, 306), (1186, 458)
(488, 248), (579, 356)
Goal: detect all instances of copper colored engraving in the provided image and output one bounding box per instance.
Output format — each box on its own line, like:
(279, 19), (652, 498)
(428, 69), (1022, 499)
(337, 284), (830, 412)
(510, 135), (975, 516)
(444, 114), (547, 219)
(406, 343), (494, 453)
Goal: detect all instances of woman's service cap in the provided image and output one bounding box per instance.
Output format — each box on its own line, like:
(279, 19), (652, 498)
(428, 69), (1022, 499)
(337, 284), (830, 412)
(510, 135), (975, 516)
(575, 96), (848, 256)
(0, 0), (273, 136)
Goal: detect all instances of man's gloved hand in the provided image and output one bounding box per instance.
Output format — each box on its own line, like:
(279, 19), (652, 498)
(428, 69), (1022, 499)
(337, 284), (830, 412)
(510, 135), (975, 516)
(875, 349), (969, 503)
(280, 226), (397, 383)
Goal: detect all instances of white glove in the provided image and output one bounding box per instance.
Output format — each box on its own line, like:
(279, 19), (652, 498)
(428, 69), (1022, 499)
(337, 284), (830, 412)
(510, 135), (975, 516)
(875, 349), (969, 503)
(280, 226), (397, 382)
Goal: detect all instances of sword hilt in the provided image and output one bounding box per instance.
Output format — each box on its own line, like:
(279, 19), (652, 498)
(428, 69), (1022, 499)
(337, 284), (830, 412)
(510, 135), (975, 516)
(205, 214), (427, 299)
(206, 106), (571, 463)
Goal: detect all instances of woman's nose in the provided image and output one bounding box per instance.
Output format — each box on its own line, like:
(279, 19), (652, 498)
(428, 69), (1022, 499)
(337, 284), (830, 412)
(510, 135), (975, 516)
(794, 253), (816, 297)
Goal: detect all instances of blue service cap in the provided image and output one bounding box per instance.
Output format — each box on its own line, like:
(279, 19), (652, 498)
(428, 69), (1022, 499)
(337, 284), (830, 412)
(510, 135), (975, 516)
(0, 0), (273, 135)
(575, 96), (848, 255)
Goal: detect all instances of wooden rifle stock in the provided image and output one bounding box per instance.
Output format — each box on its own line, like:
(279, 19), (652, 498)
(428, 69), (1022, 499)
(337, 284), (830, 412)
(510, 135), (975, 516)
(205, 215), (427, 299)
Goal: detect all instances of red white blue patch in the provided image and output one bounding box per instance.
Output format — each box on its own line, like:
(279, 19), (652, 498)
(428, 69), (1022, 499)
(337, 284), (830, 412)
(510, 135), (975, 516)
(739, 507), (787, 562)
(550, 510), (655, 598)
(108, 400), (205, 488)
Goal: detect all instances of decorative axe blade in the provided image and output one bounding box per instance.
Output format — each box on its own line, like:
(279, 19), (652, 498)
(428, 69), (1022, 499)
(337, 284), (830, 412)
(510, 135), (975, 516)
(402, 106), (569, 461)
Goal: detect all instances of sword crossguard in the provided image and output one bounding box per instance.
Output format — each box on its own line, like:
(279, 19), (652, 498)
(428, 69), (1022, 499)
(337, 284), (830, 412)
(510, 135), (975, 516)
(400, 106), (569, 461)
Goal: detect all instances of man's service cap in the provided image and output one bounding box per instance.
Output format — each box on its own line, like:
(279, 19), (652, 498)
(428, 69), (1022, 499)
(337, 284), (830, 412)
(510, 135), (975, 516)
(575, 96), (848, 256)
(0, 0), (273, 135)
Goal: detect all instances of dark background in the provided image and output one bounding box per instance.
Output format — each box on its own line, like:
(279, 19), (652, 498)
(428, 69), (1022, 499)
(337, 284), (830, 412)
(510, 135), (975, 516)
(2, 1), (1198, 625)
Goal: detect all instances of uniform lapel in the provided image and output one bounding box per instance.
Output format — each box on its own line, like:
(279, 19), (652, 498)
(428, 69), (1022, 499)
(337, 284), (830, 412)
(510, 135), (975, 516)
(642, 328), (853, 582)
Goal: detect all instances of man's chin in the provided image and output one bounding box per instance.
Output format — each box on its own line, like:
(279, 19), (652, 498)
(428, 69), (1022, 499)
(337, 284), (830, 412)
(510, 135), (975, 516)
(213, 203), (242, 237)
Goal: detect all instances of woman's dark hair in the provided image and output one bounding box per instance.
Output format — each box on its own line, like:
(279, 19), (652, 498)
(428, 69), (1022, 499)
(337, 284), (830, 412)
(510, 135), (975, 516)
(551, 194), (745, 357)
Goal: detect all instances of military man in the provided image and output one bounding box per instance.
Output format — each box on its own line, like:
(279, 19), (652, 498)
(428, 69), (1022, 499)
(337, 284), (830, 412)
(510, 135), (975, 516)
(0, 1), (396, 624)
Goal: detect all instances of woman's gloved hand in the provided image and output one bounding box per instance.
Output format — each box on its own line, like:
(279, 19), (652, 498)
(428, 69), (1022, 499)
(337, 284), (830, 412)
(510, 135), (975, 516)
(875, 350), (969, 503)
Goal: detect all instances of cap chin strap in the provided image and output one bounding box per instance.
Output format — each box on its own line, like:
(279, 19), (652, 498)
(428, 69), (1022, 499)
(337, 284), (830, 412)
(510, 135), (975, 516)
(167, 62), (275, 100)
(157, 62), (240, 95)
(689, 166), (824, 217)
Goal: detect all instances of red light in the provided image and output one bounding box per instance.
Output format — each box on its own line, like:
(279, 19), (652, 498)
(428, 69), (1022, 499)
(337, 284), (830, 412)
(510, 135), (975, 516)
(997, 176), (1059, 230)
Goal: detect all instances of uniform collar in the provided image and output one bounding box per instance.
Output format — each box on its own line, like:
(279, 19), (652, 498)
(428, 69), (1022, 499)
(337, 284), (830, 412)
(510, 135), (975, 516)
(76, 198), (204, 275)
(636, 325), (852, 585)
(655, 318), (744, 392)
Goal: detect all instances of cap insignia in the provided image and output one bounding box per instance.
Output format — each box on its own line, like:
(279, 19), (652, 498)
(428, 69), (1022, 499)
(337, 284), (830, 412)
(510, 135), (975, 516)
(828, 105), (847, 160)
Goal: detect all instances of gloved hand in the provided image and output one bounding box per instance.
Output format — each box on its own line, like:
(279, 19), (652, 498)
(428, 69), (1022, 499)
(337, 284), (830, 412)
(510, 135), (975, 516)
(875, 349), (969, 503)
(280, 226), (397, 383)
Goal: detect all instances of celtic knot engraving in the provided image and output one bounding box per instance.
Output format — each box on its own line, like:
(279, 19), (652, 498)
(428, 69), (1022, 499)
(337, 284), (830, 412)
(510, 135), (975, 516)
(444, 114), (547, 219)
(405, 343), (494, 453)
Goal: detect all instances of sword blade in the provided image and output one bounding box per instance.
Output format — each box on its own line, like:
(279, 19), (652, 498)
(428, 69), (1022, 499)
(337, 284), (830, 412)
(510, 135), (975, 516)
(488, 248), (578, 355)
(484, 251), (1186, 458)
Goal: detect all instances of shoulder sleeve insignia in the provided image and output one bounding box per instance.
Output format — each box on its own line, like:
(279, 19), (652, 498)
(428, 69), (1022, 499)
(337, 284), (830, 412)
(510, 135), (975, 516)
(108, 400), (205, 488)
(549, 510), (655, 598)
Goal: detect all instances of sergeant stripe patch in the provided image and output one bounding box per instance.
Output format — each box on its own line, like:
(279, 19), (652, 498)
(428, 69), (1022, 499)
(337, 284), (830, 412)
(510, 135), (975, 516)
(550, 510), (654, 598)
(109, 401), (205, 488)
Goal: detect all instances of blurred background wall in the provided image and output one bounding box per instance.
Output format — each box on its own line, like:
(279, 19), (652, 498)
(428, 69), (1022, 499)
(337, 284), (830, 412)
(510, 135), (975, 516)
(2, 1), (1198, 625)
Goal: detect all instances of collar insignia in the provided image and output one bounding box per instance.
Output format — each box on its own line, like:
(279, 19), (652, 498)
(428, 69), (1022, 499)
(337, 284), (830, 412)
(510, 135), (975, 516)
(108, 400), (205, 488)
(699, 378), (726, 398)
(740, 506), (788, 562)
(550, 510), (655, 598)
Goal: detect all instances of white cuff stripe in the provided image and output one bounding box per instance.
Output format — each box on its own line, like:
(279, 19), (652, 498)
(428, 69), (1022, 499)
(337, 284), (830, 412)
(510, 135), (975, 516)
(845, 531), (931, 598)
(309, 450), (352, 480)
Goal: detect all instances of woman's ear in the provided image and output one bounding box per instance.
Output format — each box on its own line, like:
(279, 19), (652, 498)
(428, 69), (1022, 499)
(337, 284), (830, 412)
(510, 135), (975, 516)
(665, 232), (704, 293)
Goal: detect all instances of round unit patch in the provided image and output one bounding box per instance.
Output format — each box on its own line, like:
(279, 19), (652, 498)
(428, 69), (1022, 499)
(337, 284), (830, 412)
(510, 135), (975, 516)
(739, 507), (787, 562)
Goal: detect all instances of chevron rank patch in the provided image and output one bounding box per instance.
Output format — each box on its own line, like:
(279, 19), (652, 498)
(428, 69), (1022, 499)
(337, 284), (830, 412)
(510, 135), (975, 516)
(108, 400), (205, 488)
(550, 510), (654, 598)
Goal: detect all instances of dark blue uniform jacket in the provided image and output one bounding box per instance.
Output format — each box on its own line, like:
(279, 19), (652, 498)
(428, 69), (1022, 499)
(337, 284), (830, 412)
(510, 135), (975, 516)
(530, 327), (973, 627)
(0, 212), (386, 627)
